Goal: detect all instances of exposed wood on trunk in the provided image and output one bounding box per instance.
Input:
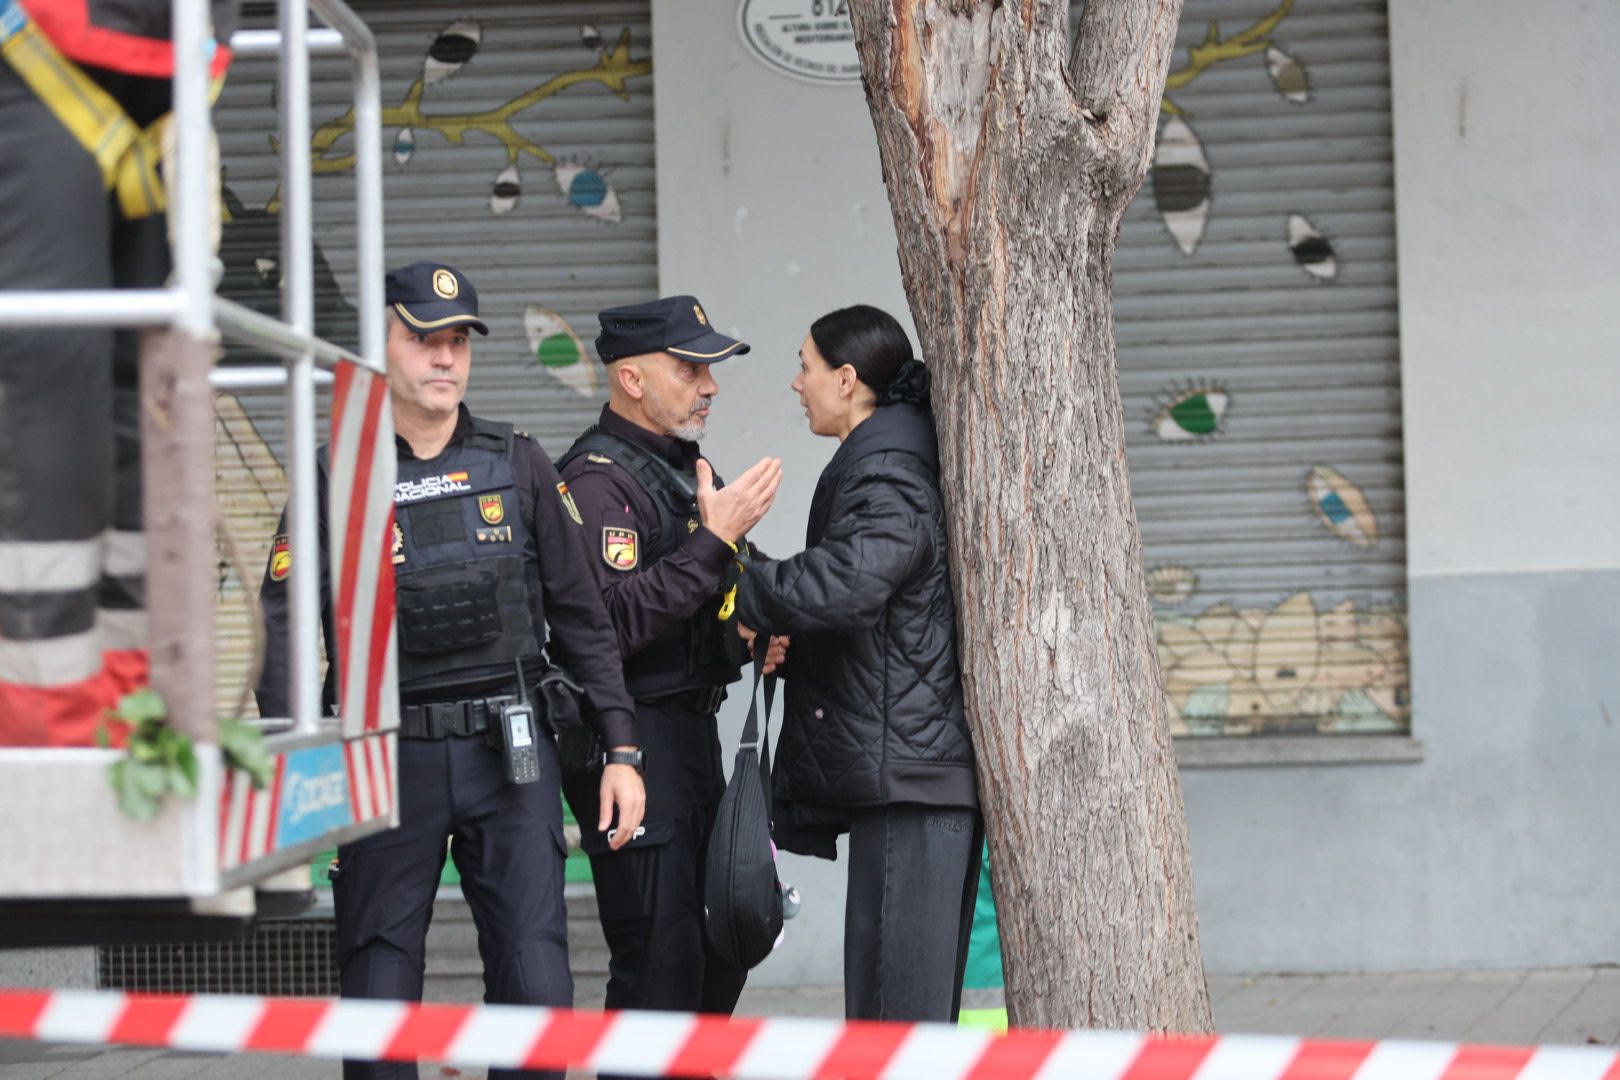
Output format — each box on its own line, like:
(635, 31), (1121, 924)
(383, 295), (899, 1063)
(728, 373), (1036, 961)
(849, 0), (1211, 1032)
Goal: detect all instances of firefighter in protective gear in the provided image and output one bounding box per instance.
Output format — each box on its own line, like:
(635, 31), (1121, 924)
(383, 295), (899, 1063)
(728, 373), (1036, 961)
(0, 0), (237, 744)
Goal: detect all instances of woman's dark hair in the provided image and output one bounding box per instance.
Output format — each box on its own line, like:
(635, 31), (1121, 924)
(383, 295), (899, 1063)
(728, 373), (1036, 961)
(809, 304), (931, 408)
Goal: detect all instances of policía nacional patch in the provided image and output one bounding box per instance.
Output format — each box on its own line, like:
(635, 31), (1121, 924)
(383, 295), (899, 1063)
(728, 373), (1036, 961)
(602, 526), (639, 571)
(269, 534), (291, 581)
(391, 521), (406, 565)
(478, 493), (505, 525)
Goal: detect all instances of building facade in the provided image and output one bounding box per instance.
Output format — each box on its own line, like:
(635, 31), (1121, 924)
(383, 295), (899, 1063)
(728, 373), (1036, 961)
(209, 0), (1619, 985)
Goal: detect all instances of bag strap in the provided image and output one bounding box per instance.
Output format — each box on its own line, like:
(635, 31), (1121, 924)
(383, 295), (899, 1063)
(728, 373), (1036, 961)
(740, 637), (777, 793)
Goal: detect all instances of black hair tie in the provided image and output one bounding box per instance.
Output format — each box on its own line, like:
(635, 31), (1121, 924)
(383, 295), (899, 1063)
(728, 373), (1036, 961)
(876, 358), (931, 407)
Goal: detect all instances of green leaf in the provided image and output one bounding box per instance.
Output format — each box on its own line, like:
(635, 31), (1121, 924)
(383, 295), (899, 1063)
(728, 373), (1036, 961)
(114, 688), (167, 726)
(171, 742), (200, 799)
(114, 760), (160, 821)
(134, 761), (169, 798)
(220, 718), (274, 789)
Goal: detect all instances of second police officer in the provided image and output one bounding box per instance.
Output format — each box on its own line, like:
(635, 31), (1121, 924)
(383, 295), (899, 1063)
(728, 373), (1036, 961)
(558, 295), (785, 1019)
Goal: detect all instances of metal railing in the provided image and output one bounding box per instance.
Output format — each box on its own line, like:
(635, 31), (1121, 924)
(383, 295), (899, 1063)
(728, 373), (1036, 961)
(0, 0), (386, 739)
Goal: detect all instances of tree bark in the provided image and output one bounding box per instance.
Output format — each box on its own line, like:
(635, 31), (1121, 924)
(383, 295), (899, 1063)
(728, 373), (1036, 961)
(847, 0), (1211, 1032)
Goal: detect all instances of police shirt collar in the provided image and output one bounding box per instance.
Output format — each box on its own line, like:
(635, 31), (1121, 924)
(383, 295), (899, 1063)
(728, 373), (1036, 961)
(598, 404), (700, 470)
(394, 404), (475, 460)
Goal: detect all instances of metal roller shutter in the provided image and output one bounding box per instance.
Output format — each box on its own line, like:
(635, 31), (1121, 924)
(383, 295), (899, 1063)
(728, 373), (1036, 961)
(1114, 0), (1409, 737)
(211, 0), (655, 715)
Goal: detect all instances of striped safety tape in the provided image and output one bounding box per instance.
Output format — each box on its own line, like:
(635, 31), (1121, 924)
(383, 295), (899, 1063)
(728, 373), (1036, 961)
(329, 357), (400, 739)
(0, 989), (1616, 1079)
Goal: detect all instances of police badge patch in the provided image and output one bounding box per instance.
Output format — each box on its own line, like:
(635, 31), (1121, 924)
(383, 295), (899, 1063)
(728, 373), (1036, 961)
(269, 534), (291, 581)
(602, 527), (639, 571)
(479, 493), (505, 524)
(391, 521), (406, 565)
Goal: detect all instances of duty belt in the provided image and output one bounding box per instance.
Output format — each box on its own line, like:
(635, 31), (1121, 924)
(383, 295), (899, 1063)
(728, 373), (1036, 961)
(400, 695), (519, 740)
(651, 685), (726, 716)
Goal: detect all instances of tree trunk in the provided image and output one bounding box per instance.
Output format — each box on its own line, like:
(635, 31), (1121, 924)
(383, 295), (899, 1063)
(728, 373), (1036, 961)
(847, 0), (1211, 1032)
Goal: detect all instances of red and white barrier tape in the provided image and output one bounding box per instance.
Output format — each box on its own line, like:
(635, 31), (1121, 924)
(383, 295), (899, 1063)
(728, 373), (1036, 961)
(1, 989), (1616, 1079)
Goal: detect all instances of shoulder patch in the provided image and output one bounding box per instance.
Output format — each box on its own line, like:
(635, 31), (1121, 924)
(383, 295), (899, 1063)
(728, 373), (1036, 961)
(586, 452), (614, 465)
(602, 526), (639, 571)
(557, 482), (584, 525)
(269, 534), (291, 581)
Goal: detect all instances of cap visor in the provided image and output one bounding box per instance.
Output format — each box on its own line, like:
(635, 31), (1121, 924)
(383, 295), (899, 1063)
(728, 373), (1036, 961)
(392, 301), (489, 336)
(665, 329), (750, 362)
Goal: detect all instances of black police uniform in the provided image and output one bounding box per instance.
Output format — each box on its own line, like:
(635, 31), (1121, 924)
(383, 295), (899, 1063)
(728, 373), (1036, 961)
(256, 263), (638, 1080)
(556, 296), (756, 1019)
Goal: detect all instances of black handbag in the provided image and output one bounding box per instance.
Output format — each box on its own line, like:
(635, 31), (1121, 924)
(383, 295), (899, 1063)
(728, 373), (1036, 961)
(704, 640), (785, 970)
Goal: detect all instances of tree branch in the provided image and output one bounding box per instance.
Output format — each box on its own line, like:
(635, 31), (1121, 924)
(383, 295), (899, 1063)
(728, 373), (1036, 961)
(1069, 0), (1185, 131)
(1160, 0), (1294, 114)
(275, 29), (650, 175)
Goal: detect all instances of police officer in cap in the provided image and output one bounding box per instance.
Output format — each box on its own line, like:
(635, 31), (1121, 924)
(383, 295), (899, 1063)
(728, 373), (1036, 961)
(558, 295), (786, 1019)
(257, 262), (646, 1080)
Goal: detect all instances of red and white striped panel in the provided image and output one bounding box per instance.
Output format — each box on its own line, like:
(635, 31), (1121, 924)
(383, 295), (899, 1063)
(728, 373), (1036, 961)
(344, 731), (396, 827)
(217, 733), (395, 872)
(329, 359), (399, 739)
(217, 756), (286, 872)
(1, 990), (1615, 1080)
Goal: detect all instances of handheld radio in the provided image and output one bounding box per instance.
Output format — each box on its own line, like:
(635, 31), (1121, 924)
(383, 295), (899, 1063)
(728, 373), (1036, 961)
(499, 658), (541, 785)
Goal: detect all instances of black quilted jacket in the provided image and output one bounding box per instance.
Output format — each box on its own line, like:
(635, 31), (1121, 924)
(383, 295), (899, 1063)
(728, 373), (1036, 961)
(735, 404), (977, 816)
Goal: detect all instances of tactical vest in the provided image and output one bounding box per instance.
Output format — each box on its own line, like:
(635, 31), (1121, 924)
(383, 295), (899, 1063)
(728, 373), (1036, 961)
(391, 419), (545, 701)
(559, 426), (746, 700)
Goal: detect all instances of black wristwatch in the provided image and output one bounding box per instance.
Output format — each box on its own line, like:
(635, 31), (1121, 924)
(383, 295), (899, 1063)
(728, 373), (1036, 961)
(603, 748), (646, 775)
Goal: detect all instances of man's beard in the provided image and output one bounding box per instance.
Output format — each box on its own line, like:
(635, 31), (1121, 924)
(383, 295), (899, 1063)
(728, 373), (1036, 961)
(667, 396), (713, 442)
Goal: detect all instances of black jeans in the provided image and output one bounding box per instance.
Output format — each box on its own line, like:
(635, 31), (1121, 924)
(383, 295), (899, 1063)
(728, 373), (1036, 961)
(844, 803), (982, 1022)
(332, 733), (572, 1080)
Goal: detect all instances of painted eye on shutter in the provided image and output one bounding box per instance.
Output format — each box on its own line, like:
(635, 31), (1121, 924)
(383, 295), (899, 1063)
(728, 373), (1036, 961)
(554, 162), (622, 224)
(1152, 116), (1211, 256)
(1150, 383), (1230, 441)
(1305, 465), (1378, 548)
(1287, 213), (1339, 280)
(490, 164), (521, 215)
(523, 305), (598, 396)
(423, 20), (481, 86)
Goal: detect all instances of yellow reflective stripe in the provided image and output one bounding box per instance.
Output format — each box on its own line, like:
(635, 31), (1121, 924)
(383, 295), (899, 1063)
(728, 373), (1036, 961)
(0, 8), (185, 220)
(115, 118), (167, 218)
(0, 18), (136, 190)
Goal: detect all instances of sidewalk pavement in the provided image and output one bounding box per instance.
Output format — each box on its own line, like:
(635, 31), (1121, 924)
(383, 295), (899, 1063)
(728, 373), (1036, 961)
(2, 967), (1616, 1078)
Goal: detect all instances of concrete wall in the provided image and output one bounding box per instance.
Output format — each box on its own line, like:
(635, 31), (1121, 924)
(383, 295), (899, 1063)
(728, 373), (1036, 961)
(654, 0), (1620, 982)
(652, 0), (912, 987)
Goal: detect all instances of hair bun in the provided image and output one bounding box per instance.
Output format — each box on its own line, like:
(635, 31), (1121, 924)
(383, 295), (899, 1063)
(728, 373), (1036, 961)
(876, 358), (931, 407)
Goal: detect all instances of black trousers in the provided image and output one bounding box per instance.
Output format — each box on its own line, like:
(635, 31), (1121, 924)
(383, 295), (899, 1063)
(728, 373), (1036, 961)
(844, 804), (982, 1022)
(563, 698), (748, 1018)
(332, 733), (572, 1080)
(0, 63), (157, 737)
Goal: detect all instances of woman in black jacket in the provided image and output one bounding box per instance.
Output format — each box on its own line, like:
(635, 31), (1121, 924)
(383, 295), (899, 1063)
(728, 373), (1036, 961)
(735, 305), (980, 1023)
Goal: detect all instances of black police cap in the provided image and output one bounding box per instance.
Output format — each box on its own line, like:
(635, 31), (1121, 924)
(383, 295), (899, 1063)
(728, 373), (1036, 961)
(595, 295), (749, 364)
(385, 261), (489, 336)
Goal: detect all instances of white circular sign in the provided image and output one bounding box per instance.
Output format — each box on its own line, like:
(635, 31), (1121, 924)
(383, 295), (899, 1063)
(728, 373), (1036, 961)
(737, 0), (863, 85)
